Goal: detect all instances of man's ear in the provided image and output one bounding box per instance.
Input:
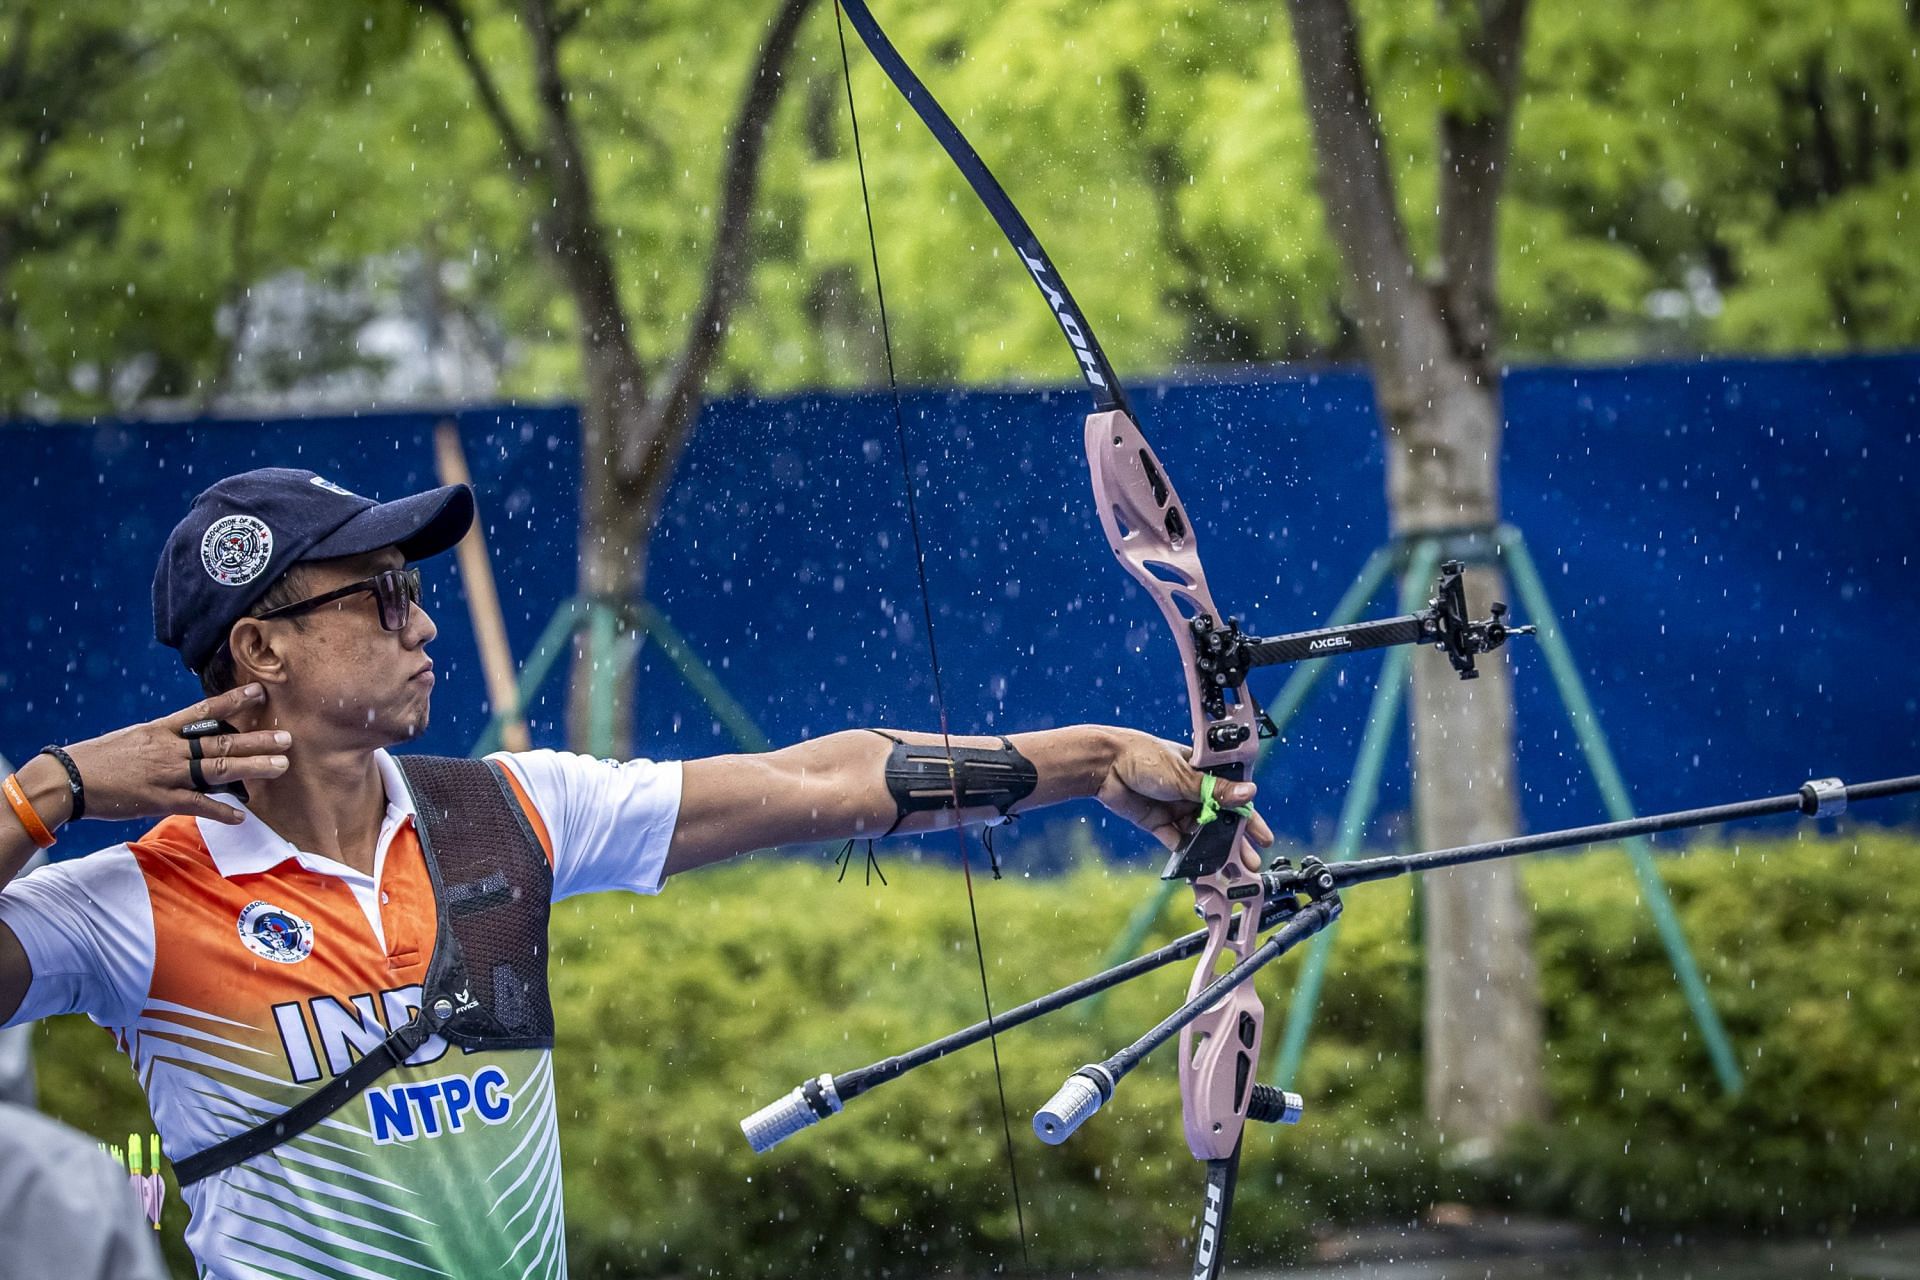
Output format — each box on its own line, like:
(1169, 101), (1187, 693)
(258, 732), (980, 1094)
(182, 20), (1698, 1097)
(227, 618), (290, 687)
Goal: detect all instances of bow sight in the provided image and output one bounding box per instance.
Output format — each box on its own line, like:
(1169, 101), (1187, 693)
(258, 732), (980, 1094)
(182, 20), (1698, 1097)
(1167, 559), (1533, 884)
(1193, 559), (1534, 749)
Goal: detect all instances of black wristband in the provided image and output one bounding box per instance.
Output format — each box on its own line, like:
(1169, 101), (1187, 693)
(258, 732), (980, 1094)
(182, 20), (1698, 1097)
(36, 745), (86, 824)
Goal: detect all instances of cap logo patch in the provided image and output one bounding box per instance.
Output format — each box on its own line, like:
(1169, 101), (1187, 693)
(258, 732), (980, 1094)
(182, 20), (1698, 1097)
(200, 515), (276, 587)
(237, 900), (314, 965)
(309, 475), (357, 497)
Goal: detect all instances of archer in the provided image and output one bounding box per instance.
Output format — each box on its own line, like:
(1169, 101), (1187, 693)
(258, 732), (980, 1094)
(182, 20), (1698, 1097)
(0, 465), (1265, 1278)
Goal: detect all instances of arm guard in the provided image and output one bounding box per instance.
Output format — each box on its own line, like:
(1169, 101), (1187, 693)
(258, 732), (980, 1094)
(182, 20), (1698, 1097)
(872, 731), (1039, 833)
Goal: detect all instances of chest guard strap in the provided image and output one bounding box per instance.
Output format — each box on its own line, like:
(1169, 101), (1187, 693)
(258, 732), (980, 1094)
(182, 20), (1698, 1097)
(173, 756), (554, 1187)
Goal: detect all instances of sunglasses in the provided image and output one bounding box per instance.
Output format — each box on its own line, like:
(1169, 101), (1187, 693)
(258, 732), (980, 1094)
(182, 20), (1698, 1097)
(253, 567), (423, 632)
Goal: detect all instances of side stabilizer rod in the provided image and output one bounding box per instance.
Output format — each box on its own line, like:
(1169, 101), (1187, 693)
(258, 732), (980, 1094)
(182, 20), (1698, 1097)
(738, 899), (1268, 1152)
(1034, 891), (1339, 1146)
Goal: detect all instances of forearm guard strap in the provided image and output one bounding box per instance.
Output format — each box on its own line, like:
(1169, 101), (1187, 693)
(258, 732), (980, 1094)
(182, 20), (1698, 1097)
(873, 732), (1039, 831)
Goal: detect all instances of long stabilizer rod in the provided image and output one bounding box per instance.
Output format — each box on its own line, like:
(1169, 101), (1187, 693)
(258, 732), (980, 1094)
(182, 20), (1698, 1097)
(743, 772), (1920, 1153)
(738, 895), (1269, 1152)
(1316, 773), (1920, 894)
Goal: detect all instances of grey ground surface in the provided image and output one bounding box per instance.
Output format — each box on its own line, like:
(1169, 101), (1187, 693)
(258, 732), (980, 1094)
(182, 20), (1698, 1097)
(1087, 1222), (1920, 1279)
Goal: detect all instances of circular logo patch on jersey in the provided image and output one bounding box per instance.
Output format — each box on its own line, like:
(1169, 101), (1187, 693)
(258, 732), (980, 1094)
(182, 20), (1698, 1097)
(200, 515), (275, 587)
(237, 900), (314, 964)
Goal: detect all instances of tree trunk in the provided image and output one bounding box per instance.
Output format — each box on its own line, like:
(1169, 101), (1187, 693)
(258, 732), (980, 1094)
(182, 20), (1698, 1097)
(425, 0), (819, 753)
(1287, 0), (1545, 1150)
(569, 396), (652, 759)
(1384, 332), (1545, 1153)
(1410, 561), (1546, 1153)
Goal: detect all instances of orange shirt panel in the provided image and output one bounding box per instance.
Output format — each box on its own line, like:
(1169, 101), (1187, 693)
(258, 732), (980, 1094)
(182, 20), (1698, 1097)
(132, 816), (436, 1047)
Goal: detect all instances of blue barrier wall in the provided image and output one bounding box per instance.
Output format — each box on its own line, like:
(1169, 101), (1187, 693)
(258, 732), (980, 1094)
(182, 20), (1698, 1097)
(3, 353), (1915, 861)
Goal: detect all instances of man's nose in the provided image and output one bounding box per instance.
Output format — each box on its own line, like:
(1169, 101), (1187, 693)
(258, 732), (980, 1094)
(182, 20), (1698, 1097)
(406, 602), (438, 647)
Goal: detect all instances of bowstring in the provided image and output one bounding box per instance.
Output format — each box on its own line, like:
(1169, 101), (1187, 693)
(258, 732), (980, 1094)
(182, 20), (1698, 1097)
(831, 3), (1033, 1270)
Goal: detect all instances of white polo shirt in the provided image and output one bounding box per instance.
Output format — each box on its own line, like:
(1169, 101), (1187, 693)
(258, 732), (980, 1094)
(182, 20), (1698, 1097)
(0, 748), (681, 1280)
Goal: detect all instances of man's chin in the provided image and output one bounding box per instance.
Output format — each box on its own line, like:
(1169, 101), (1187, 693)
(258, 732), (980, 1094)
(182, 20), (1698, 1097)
(397, 680), (433, 739)
(364, 702), (431, 749)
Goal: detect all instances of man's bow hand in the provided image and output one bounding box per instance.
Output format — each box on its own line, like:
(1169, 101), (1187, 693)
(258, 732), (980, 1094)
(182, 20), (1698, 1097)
(1095, 731), (1271, 871)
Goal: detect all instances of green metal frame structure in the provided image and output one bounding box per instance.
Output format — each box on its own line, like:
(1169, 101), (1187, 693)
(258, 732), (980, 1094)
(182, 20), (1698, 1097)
(1097, 526), (1744, 1097)
(469, 597), (771, 760)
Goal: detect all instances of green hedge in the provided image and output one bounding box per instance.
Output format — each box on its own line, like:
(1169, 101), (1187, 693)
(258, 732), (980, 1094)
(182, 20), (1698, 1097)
(32, 827), (1920, 1276)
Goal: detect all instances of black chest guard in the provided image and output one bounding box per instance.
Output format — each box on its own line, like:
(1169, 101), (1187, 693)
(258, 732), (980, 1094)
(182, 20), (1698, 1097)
(173, 755), (553, 1186)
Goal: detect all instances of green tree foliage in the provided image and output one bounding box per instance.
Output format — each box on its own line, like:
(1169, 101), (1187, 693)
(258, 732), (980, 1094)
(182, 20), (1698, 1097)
(33, 828), (1920, 1276)
(0, 0), (438, 415)
(1512, 0), (1920, 355)
(2, 0), (1913, 418)
(394, 0), (826, 394)
(771, 0), (1920, 382)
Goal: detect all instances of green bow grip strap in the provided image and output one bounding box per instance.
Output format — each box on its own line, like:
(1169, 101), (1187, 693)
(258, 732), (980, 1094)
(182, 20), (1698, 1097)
(1195, 773), (1255, 827)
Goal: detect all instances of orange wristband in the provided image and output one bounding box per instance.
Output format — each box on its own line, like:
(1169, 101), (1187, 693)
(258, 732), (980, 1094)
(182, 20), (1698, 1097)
(3, 773), (56, 848)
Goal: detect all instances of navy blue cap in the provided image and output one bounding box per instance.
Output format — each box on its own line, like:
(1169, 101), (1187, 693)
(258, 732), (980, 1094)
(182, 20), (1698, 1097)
(153, 468), (475, 673)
